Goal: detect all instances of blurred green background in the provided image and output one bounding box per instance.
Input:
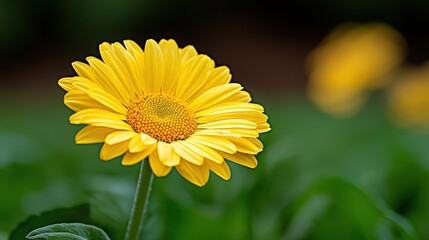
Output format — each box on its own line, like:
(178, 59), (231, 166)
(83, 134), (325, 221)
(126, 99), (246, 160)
(1, 0), (429, 239)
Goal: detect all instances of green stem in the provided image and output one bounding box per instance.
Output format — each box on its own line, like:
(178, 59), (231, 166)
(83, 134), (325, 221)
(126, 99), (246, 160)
(125, 159), (154, 240)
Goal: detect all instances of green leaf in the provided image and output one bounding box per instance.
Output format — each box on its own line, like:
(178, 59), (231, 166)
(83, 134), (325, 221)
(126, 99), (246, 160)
(282, 194), (331, 240)
(9, 204), (92, 240)
(279, 177), (418, 240)
(87, 176), (134, 240)
(26, 223), (110, 240)
(0, 231), (7, 240)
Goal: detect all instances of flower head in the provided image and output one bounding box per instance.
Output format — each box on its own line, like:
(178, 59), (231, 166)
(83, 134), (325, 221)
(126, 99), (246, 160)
(59, 39), (270, 186)
(307, 23), (406, 117)
(388, 63), (429, 129)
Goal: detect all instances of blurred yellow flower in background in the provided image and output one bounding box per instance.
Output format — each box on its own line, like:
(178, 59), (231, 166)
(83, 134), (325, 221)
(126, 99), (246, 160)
(59, 39), (270, 186)
(307, 23), (406, 117)
(388, 63), (429, 129)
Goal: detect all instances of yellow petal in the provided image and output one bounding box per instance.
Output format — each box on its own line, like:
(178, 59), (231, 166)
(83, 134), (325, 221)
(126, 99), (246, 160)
(70, 108), (125, 121)
(144, 39), (165, 94)
(70, 77), (99, 91)
(86, 56), (130, 105)
(128, 133), (157, 153)
(257, 123), (271, 133)
(100, 141), (129, 160)
(196, 111), (268, 124)
(179, 45), (198, 64)
(99, 41), (113, 52)
(75, 126), (116, 144)
(227, 137), (260, 154)
(73, 60), (120, 100)
(158, 141), (180, 166)
(188, 135), (237, 154)
(189, 83), (243, 112)
(186, 140), (224, 164)
(86, 88), (128, 115)
(105, 131), (137, 145)
(64, 91), (108, 112)
(196, 102), (264, 117)
(99, 45), (135, 97)
(207, 66), (232, 85)
(72, 61), (97, 81)
(112, 42), (143, 96)
(124, 40), (144, 56)
(149, 150), (172, 177)
(175, 55), (214, 101)
(195, 129), (259, 138)
(122, 144), (157, 166)
(171, 141), (204, 165)
(175, 160), (210, 187)
(197, 119), (257, 129)
(246, 137), (264, 150)
(206, 160), (231, 180)
(69, 109), (131, 130)
(222, 90), (252, 103)
(196, 66), (232, 95)
(58, 77), (76, 91)
(168, 149), (181, 167)
(159, 39), (180, 95)
(221, 152), (258, 168)
(123, 40), (146, 96)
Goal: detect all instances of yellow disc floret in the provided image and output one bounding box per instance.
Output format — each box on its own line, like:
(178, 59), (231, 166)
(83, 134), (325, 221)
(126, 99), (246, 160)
(127, 94), (197, 143)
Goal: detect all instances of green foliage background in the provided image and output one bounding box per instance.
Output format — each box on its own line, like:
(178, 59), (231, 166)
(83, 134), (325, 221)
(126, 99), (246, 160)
(1, 94), (428, 239)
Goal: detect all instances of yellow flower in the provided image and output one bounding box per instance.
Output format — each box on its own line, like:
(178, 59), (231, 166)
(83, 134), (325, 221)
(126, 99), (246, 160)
(307, 23), (406, 117)
(59, 39), (270, 186)
(388, 63), (429, 129)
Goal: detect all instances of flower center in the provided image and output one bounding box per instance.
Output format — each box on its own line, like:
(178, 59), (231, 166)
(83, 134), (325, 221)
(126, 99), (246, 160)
(126, 94), (197, 143)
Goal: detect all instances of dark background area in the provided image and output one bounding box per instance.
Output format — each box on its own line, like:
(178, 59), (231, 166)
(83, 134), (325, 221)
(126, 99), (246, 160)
(2, 0), (429, 97)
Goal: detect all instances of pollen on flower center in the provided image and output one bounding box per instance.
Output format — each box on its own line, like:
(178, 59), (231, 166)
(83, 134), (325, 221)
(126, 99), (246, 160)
(126, 94), (197, 143)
